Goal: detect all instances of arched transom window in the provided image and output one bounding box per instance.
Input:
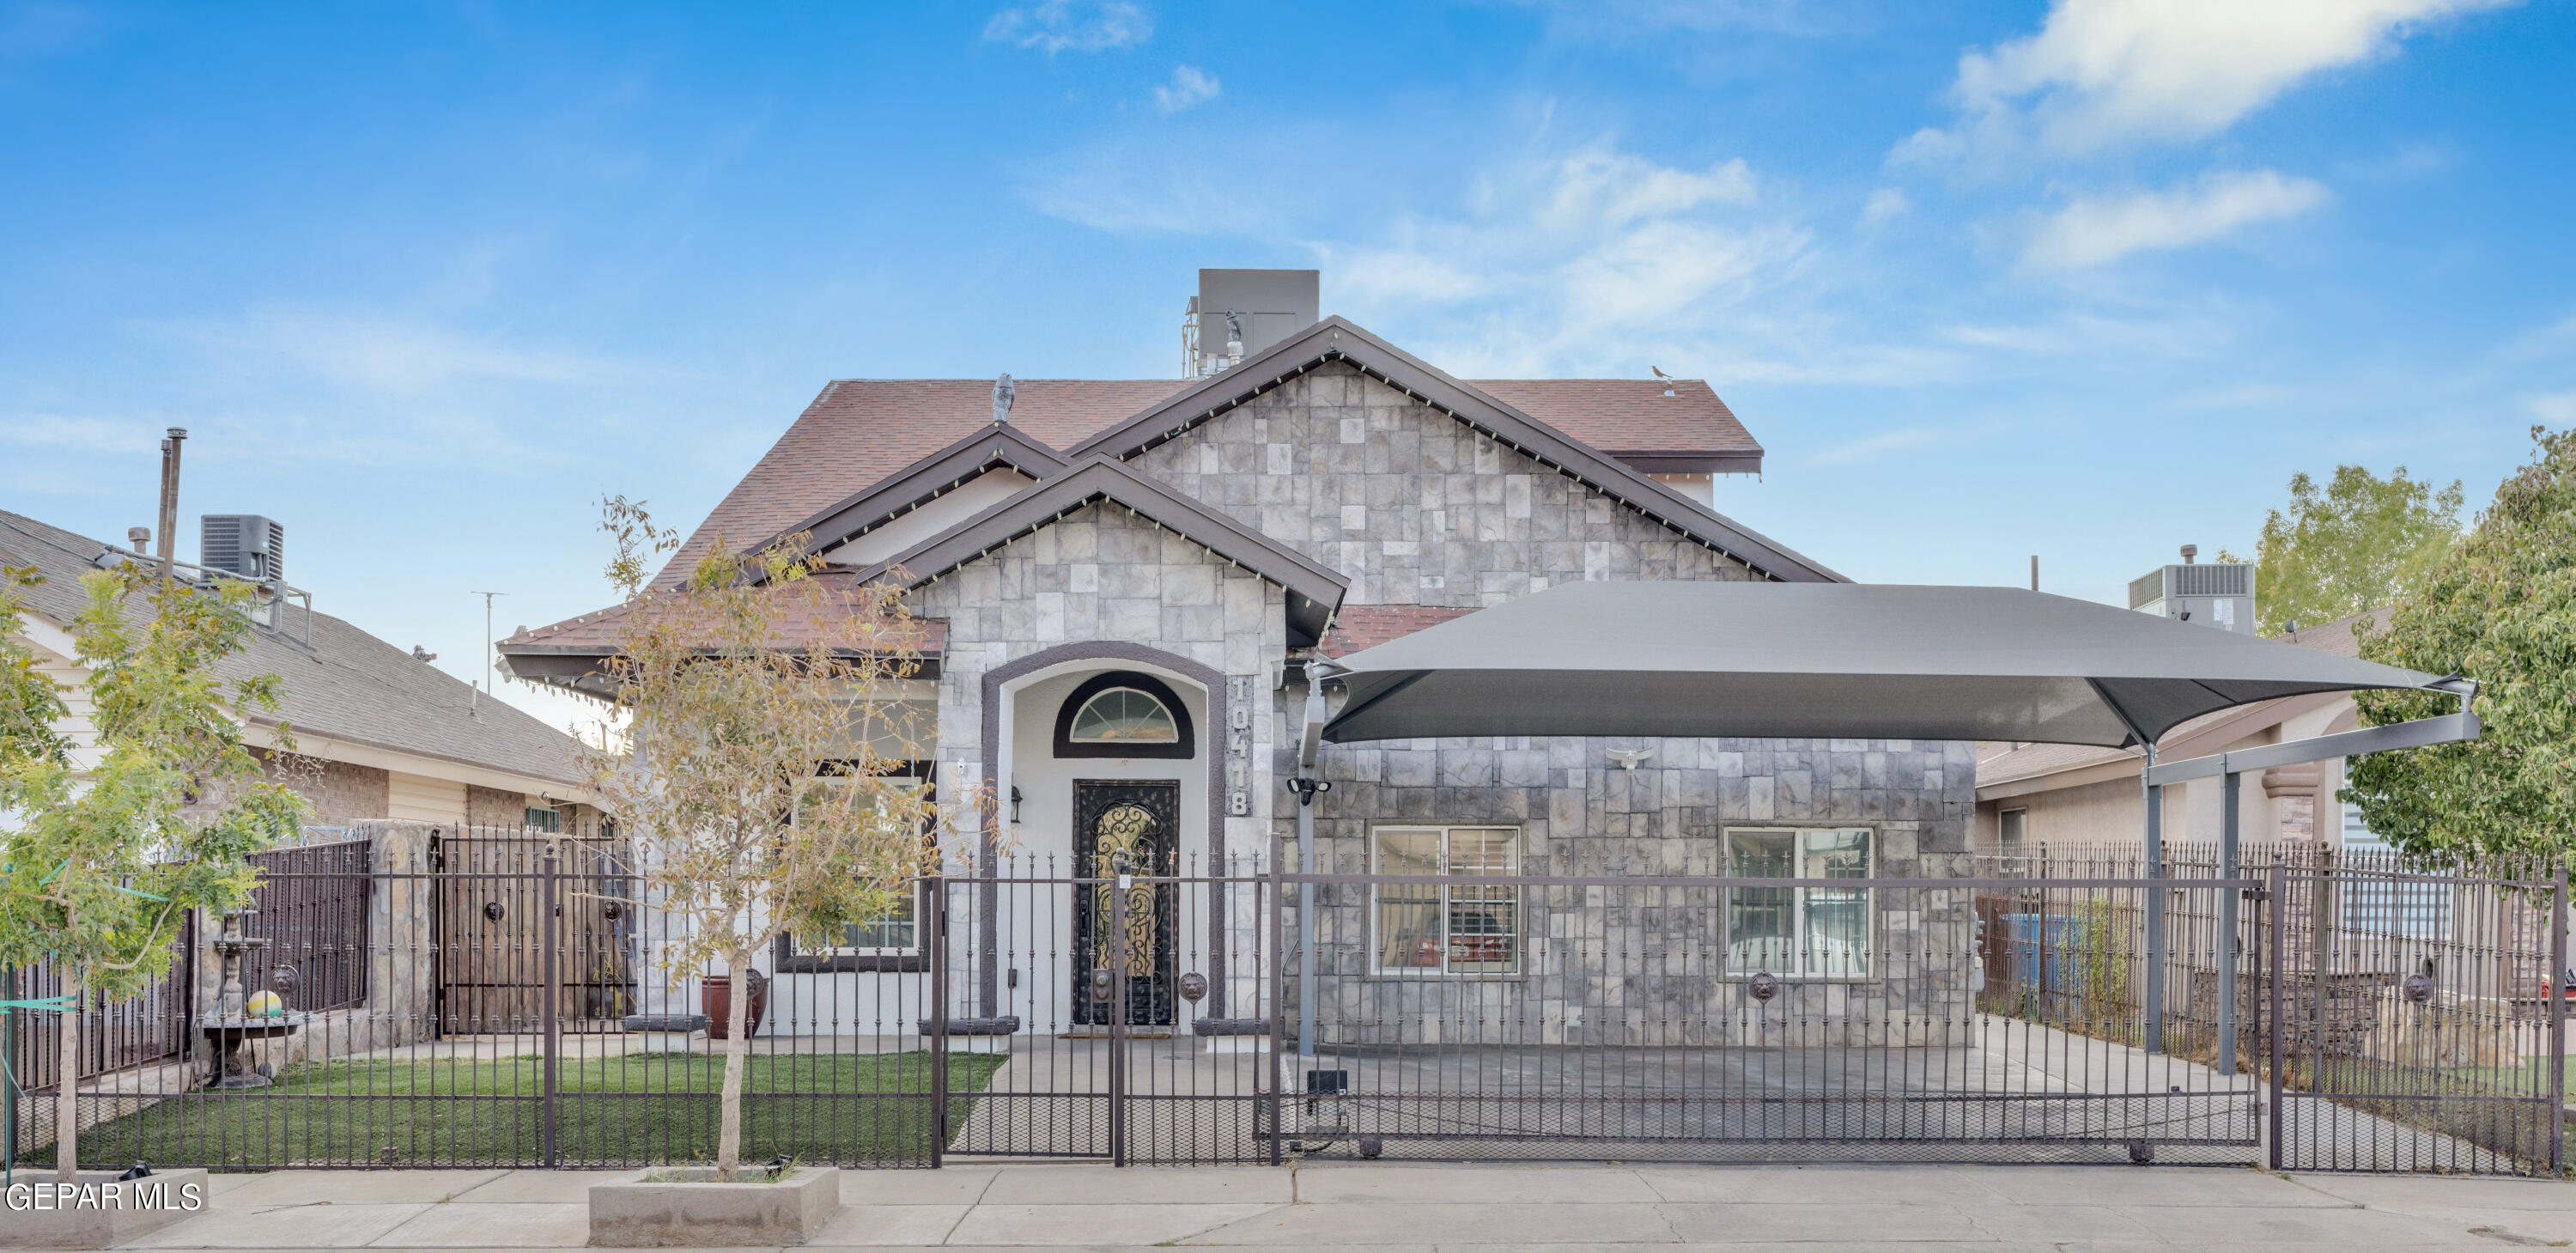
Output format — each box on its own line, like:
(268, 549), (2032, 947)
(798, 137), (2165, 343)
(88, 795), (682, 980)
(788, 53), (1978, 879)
(1054, 671), (1196, 759)
(1070, 687), (1178, 744)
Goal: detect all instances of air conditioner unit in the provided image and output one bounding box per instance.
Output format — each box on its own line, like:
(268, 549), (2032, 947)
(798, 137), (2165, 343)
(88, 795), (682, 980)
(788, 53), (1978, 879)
(201, 514), (284, 584)
(2129, 562), (2255, 635)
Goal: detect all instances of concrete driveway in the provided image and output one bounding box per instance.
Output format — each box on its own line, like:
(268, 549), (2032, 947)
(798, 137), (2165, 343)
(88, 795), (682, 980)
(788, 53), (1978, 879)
(10, 1160), (2570, 1250)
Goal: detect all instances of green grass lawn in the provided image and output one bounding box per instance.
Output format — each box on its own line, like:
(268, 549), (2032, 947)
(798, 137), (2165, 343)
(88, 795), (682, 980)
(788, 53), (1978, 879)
(39, 1050), (1005, 1171)
(2442, 1056), (2576, 1098)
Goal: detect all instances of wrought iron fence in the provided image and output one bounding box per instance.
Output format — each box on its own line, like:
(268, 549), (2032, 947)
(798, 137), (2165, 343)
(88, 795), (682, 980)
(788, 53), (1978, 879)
(5, 830), (2564, 1177)
(240, 838), (374, 1014)
(1283, 843), (2263, 1165)
(3, 919), (196, 1097)
(1994, 842), (2567, 1177)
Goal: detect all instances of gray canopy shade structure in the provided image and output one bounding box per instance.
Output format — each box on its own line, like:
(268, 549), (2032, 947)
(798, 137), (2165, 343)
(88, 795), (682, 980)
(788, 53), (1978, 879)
(1317, 581), (2471, 750)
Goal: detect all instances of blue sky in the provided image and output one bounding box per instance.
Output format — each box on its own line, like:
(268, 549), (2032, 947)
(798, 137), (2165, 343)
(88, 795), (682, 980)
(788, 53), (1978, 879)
(3, 0), (2572, 732)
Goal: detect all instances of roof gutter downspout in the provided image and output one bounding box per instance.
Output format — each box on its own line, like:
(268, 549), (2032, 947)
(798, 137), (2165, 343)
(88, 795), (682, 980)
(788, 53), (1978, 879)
(1293, 660), (1340, 1059)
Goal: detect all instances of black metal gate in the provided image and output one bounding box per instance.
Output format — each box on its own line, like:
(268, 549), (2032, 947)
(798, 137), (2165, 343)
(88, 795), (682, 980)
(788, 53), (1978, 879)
(932, 849), (1279, 1165)
(1278, 855), (2270, 1166)
(2265, 859), (2567, 1175)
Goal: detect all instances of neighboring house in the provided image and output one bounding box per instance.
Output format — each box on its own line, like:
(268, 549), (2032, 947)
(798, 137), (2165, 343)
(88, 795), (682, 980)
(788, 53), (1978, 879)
(1974, 605), (2400, 860)
(501, 271), (1977, 1041)
(2, 508), (593, 830)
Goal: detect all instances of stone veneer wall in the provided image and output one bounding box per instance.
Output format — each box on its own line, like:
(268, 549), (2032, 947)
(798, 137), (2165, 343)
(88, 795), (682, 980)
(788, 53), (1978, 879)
(1131, 361), (1756, 607)
(1293, 727), (1979, 1046)
(908, 502), (1289, 1019)
(1127, 361), (1974, 1046)
(907, 500), (1287, 856)
(465, 782), (532, 827)
(903, 361), (1981, 1045)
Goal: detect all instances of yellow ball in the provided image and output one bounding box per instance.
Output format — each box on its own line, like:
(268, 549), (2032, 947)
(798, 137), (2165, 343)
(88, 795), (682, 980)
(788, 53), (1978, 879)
(246, 990), (286, 1018)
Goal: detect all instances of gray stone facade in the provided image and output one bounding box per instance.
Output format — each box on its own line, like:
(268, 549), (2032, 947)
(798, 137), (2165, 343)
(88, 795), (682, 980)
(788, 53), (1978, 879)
(1133, 362), (1755, 608)
(1300, 733), (1978, 1045)
(904, 361), (1978, 1045)
(908, 501), (1286, 857)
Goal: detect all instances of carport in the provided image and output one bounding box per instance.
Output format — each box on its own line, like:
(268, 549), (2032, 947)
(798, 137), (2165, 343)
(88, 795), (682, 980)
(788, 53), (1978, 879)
(1291, 581), (2482, 1065)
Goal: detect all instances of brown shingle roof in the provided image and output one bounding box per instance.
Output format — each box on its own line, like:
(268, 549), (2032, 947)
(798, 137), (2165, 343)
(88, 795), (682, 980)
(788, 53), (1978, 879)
(651, 373), (1764, 591)
(1319, 605), (1479, 658)
(1473, 379), (1761, 463)
(501, 574), (947, 654)
(653, 379), (1190, 589)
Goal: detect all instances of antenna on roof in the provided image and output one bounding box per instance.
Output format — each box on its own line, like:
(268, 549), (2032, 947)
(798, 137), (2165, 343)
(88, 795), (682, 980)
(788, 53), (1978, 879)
(471, 591), (507, 694)
(993, 374), (1016, 424)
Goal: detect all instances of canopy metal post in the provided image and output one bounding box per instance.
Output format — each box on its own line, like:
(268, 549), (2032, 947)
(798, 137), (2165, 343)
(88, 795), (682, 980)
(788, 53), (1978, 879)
(2142, 744), (2165, 1055)
(1293, 776), (1320, 1058)
(1292, 664), (1335, 1060)
(2218, 768), (2242, 1073)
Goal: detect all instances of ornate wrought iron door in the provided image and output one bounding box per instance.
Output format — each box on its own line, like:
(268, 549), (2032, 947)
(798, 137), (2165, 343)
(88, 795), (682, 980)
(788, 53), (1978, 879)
(1072, 780), (1179, 1027)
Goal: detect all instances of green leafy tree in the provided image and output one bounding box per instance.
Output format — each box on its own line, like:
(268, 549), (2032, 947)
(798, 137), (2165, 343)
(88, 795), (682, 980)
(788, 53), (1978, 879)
(0, 564), (70, 765)
(2225, 465), (2464, 636)
(586, 498), (975, 1182)
(2345, 427), (2576, 862)
(0, 563), (307, 1181)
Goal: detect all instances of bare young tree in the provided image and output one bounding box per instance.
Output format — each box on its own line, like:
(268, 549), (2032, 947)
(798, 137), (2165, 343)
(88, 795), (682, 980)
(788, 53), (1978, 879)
(585, 497), (975, 1181)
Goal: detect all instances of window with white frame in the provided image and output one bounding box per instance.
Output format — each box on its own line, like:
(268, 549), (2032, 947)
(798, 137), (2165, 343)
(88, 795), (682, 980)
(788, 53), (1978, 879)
(813, 884), (921, 954)
(1725, 827), (1873, 977)
(1997, 808), (2026, 855)
(794, 769), (930, 958)
(1372, 826), (1521, 975)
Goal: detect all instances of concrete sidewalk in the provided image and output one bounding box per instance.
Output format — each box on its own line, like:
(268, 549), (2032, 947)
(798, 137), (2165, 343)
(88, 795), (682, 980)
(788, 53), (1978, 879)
(9, 1161), (2571, 1251)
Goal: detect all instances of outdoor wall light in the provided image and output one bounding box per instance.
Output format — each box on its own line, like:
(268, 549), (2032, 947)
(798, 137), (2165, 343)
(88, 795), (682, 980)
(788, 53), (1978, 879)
(1009, 785), (1023, 823)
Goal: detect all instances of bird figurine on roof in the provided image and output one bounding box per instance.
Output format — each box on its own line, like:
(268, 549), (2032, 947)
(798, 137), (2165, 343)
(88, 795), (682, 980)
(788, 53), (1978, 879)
(1650, 366), (1676, 397)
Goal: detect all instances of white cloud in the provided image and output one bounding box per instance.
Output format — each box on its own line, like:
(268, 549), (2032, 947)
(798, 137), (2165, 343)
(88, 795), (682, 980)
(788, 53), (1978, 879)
(2173, 382), (2304, 410)
(2529, 391), (2576, 424)
(1904, 0), (2515, 164)
(1292, 143), (1808, 375)
(154, 311), (658, 393)
(1498, 0), (1844, 39)
(1808, 425), (1944, 465)
(1027, 130), (1959, 385)
(2022, 169), (2330, 270)
(1858, 187), (1909, 228)
(0, 413), (161, 454)
(1540, 149), (1754, 231)
(1940, 306), (2235, 360)
(983, 1), (1151, 53)
(1152, 64), (1218, 113)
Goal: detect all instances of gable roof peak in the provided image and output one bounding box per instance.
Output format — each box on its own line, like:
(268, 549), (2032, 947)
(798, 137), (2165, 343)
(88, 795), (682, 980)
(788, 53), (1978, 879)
(1070, 314), (1843, 583)
(850, 453), (1347, 646)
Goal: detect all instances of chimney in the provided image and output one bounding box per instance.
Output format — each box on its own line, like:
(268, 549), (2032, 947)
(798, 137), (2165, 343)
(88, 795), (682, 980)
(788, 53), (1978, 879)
(992, 374), (1016, 424)
(1187, 269), (1319, 378)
